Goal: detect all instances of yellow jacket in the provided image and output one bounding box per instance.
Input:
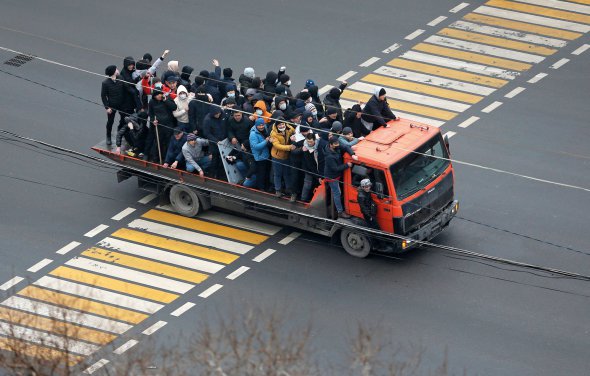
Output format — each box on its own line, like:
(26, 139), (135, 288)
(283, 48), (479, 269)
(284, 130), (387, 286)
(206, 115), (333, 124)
(270, 123), (295, 160)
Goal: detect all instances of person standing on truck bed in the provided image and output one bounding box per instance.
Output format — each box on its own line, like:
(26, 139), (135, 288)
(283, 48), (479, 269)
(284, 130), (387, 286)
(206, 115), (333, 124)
(324, 136), (358, 219)
(269, 118), (297, 202)
(249, 118), (271, 191)
(202, 106), (227, 180)
(145, 85), (177, 162)
(101, 65), (124, 146)
(361, 87), (397, 133)
(182, 133), (210, 177)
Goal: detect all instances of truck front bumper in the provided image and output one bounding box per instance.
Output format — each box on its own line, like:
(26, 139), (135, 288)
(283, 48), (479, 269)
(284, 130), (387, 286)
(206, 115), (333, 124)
(399, 200), (459, 251)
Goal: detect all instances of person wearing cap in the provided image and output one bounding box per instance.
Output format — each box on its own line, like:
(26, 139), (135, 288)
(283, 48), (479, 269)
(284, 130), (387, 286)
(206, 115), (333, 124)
(357, 178), (381, 232)
(324, 136), (354, 219)
(339, 126), (363, 149)
(101, 65), (125, 145)
(221, 84), (244, 108)
(323, 81), (348, 122)
(361, 86), (397, 132)
(115, 111), (148, 156)
(163, 127), (187, 169)
(269, 118), (297, 201)
(182, 133), (211, 177)
(163, 75), (179, 100)
(249, 118), (271, 191)
(161, 60), (180, 85)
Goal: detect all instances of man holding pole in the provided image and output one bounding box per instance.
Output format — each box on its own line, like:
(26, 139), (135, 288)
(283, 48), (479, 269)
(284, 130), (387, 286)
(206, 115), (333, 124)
(146, 84), (177, 163)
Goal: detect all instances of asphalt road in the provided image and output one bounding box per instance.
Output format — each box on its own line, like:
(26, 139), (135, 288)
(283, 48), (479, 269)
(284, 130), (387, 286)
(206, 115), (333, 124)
(0, 0), (589, 375)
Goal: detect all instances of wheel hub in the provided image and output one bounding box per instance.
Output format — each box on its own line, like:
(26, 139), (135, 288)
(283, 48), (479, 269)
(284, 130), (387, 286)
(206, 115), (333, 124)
(347, 233), (364, 250)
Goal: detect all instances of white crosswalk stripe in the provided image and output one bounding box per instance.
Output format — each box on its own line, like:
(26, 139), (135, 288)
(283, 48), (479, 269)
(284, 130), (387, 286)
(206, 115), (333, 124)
(474, 6), (590, 33)
(374, 66), (496, 95)
(33, 276), (164, 314)
(425, 35), (545, 63)
(98, 237), (225, 274)
(339, 99), (446, 128)
(401, 50), (519, 79)
(513, 0), (590, 15)
(351, 81), (471, 112)
(1, 296), (132, 334)
(449, 20), (567, 48)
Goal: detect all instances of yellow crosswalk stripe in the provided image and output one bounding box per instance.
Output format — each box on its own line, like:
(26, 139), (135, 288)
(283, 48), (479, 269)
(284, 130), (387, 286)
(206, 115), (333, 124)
(112, 228), (238, 264)
(568, 0), (590, 5)
(82, 247), (209, 284)
(362, 73), (483, 104)
(17, 285), (148, 324)
(49, 266), (179, 304)
(0, 337), (82, 366)
(438, 27), (557, 55)
(0, 307), (116, 345)
(340, 90), (458, 121)
(142, 209), (268, 245)
(388, 58), (508, 88)
(485, 0), (590, 24)
(413, 43), (532, 71)
(463, 13), (582, 40)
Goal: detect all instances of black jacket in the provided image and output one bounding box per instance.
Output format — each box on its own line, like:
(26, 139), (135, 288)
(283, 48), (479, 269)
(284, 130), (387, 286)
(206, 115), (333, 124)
(324, 144), (350, 179)
(101, 77), (124, 110)
(357, 189), (377, 220)
(323, 83), (347, 122)
(361, 95), (396, 129)
(115, 112), (148, 147)
(179, 66), (194, 91)
(188, 92), (213, 133)
(120, 57), (141, 110)
(148, 97), (177, 130)
(226, 116), (252, 145)
(344, 104), (369, 138)
(202, 107), (227, 143)
(239, 74), (253, 96)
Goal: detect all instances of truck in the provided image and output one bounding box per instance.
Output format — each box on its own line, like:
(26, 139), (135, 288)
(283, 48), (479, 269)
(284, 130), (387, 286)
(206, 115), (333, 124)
(93, 118), (459, 258)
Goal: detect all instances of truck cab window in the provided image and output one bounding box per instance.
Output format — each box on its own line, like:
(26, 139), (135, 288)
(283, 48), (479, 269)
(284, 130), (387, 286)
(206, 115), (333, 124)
(351, 165), (389, 196)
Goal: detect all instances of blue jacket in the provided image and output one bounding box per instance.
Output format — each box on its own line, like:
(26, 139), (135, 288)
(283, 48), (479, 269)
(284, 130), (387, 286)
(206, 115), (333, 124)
(249, 126), (270, 161)
(164, 134), (187, 164)
(202, 107), (227, 143)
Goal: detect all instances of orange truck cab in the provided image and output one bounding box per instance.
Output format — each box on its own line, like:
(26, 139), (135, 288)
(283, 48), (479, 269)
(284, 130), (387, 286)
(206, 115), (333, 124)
(338, 118), (459, 256)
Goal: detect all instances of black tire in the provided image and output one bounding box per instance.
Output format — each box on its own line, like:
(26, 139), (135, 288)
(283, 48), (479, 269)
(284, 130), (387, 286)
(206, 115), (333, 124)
(169, 184), (201, 217)
(340, 229), (372, 258)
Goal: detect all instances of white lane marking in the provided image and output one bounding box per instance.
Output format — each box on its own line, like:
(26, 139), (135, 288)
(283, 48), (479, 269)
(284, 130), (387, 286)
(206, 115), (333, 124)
(170, 302), (196, 317)
(339, 100), (446, 127)
(84, 359), (110, 375)
(405, 29), (425, 40)
(197, 211), (282, 235)
(138, 193), (157, 204)
(528, 72), (548, 83)
(450, 20), (567, 48)
(425, 35), (545, 63)
(253, 249), (277, 262)
(382, 43), (402, 54)
(114, 339), (139, 355)
(111, 207), (136, 221)
(505, 87), (526, 98)
(572, 44), (590, 55)
(443, 131), (457, 139)
(142, 320), (167, 335)
(128, 219), (253, 255)
(482, 101), (503, 113)
(374, 66), (496, 95)
(226, 266), (250, 280)
(428, 16), (448, 27)
(318, 85), (333, 96)
(474, 6), (590, 33)
(551, 58), (570, 69)
(279, 232), (301, 245)
(27, 258), (53, 273)
(359, 57), (381, 67)
(99, 237), (224, 274)
(337, 71), (357, 82)
(199, 284), (223, 298)
(2, 296), (132, 334)
(450, 2), (470, 13)
(0, 276), (24, 291)
(401, 50), (518, 79)
(65, 257), (194, 294)
(84, 224), (109, 238)
(0, 322), (99, 355)
(351, 81), (471, 112)
(34, 275), (164, 314)
(457, 116), (480, 128)
(514, 0), (590, 15)
(56, 241), (81, 255)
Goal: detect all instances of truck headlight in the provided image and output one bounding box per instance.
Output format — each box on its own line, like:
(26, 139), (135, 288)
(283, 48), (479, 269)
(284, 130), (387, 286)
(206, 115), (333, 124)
(402, 239), (412, 249)
(451, 202), (459, 214)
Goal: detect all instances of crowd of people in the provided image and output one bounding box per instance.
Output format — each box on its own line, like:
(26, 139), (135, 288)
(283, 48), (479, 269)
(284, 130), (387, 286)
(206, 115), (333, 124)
(100, 50), (397, 217)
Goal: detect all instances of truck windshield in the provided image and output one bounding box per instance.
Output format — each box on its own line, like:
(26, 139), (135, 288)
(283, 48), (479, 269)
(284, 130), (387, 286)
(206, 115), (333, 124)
(390, 134), (450, 200)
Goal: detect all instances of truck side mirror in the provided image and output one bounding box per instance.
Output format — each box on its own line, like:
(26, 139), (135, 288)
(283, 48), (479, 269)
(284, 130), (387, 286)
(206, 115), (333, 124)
(375, 182), (384, 199)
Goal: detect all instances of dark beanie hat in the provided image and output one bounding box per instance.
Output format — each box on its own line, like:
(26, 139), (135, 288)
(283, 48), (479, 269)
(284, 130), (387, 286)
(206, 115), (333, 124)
(329, 136), (340, 145)
(299, 126), (310, 133)
(225, 97), (236, 105)
(199, 70), (209, 78)
(280, 74), (290, 84)
(378, 88), (386, 97)
(173, 127), (184, 136)
(300, 91), (311, 101)
(105, 65), (117, 76)
(223, 67), (233, 78)
(331, 121), (343, 133)
(143, 53), (153, 62)
(326, 107), (338, 116)
(342, 127), (353, 135)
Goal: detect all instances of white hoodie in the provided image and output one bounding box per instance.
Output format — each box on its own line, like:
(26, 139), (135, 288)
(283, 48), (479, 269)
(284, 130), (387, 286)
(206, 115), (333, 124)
(173, 85), (191, 123)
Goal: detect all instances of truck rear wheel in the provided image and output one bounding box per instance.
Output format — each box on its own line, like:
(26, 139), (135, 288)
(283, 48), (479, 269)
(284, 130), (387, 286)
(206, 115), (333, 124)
(169, 184), (200, 217)
(340, 229), (372, 258)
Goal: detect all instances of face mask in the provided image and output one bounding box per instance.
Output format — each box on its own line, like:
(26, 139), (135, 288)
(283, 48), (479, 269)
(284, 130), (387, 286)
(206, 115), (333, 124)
(278, 126), (286, 132)
(256, 109), (263, 116)
(228, 92), (235, 98)
(311, 110), (317, 116)
(279, 103), (287, 111)
(286, 80), (291, 86)
(179, 93), (187, 100)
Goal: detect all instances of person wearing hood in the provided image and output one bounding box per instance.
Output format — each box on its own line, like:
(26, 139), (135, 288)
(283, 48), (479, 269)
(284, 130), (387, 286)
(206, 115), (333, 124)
(119, 56), (143, 115)
(179, 65), (194, 91)
(263, 71), (278, 96)
(220, 84), (244, 108)
(182, 133), (211, 176)
(145, 85), (177, 162)
(249, 118), (271, 191)
(220, 67), (235, 99)
(173, 85), (194, 132)
(299, 132), (323, 202)
(188, 84), (213, 134)
(323, 81), (348, 122)
(253, 100), (272, 124)
(242, 88), (257, 114)
(101, 65), (125, 145)
(273, 96), (289, 114)
(301, 110), (320, 134)
(318, 107), (340, 140)
(269, 118), (297, 201)
(163, 127), (187, 169)
(202, 106), (227, 179)
(324, 136), (359, 219)
(275, 74), (293, 99)
(239, 67), (255, 96)
(307, 85), (324, 120)
(115, 111), (148, 156)
(344, 104), (368, 138)
(202, 59), (222, 104)
(161, 60), (180, 84)
(227, 110), (256, 184)
(361, 87), (397, 132)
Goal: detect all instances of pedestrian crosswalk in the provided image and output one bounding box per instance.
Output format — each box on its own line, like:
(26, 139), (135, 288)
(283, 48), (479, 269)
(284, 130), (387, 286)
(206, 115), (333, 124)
(0, 208), (281, 366)
(340, 0), (590, 126)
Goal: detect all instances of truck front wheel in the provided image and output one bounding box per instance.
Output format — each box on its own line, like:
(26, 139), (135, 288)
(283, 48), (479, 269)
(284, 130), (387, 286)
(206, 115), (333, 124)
(169, 184), (201, 217)
(340, 229), (372, 258)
